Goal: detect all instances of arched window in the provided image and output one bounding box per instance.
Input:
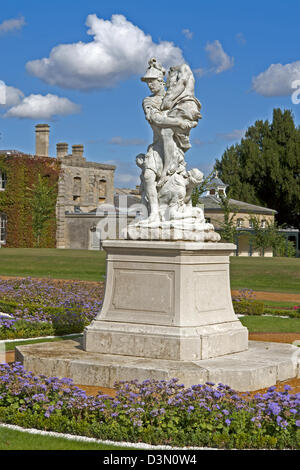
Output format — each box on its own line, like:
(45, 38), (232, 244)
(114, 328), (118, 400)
(0, 170), (7, 190)
(0, 213), (7, 243)
(236, 218), (244, 228)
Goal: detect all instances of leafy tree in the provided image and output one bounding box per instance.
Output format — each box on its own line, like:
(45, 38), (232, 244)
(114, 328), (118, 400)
(248, 216), (273, 257)
(191, 170), (215, 207)
(215, 109), (300, 229)
(217, 195), (239, 243)
(248, 216), (295, 257)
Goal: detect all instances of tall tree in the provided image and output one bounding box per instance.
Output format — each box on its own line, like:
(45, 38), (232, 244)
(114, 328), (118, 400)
(215, 109), (300, 228)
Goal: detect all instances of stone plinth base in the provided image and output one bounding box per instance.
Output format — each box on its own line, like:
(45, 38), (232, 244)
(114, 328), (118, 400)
(84, 321), (247, 362)
(15, 339), (300, 392)
(84, 240), (247, 360)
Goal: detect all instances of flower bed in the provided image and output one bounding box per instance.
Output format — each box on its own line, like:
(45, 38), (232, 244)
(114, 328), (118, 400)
(0, 278), (103, 339)
(0, 363), (299, 449)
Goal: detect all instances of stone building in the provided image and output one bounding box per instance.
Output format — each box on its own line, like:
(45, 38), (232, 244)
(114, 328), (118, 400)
(0, 124), (116, 249)
(55, 145), (115, 249)
(199, 172), (299, 256)
(34, 125), (116, 250)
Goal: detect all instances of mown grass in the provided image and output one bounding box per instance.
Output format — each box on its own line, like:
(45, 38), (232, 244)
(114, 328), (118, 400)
(240, 316), (300, 333)
(230, 256), (300, 294)
(4, 335), (81, 352)
(260, 300), (297, 309)
(0, 426), (138, 450)
(0, 248), (106, 282)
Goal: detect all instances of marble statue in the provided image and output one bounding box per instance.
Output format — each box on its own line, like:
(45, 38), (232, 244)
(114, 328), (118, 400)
(127, 57), (220, 241)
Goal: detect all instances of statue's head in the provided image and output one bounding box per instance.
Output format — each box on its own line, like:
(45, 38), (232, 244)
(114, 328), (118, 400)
(141, 58), (165, 94)
(136, 153), (145, 168)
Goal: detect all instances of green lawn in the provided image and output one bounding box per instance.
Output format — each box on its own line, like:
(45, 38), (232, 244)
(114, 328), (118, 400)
(0, 426), (138, 450)
(0, 248), (106, 282)
(230, 256), (300, 294)
(0, 248), (300, 294)
(240, 316), (300, 333)
(4, 335), (81, 352)
(259, 300), (297, 309)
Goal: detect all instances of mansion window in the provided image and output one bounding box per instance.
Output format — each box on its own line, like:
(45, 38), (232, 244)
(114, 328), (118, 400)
(236, 218), (244, 228)
(0, 170), (7, 190)
(0, 214), (7, 243)
(261, 219), (267, 228)
(73, 177), (81, 203)
(249, 220), (254, 228)
(98, 179), (107, 203)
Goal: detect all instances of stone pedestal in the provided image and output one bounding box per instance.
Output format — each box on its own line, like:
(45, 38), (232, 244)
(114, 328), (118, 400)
(84, 240), (248, 361)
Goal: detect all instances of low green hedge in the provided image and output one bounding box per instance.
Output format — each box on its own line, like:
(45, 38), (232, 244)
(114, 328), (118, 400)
(232, 300), (300, 318)
(232, 300), (265, 315)
(0, 298), (89, 339)
(0, 320), (54, 340)
(263, 308), (300, 319)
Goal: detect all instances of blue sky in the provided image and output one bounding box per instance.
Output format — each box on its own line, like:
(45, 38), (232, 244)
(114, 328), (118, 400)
(1, 0), (300, 187)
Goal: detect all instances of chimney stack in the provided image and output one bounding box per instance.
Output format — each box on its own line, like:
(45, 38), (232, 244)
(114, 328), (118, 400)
(35, 124), (50, 157)
(56, 142), (68, 160)
(72, 144), (84, 159)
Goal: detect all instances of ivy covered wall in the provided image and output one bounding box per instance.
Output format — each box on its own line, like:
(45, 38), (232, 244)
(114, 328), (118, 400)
(0, 153), (60, 248)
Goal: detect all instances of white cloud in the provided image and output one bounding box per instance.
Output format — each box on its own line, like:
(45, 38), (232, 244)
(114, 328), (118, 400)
(252, 61), (300, 96)
(115, 172), (139, 187)
(4, 93), (80, 119)
(0, 16), (25, 35)
(26, 14), (184, 90)
(205, 40), (234, 74)
(182, 29), (193, 40)
(193, 138), (205, 146)
(217, 129), (245, 141)
(0, 82), (24, 107)
(109, 136), (146, 146)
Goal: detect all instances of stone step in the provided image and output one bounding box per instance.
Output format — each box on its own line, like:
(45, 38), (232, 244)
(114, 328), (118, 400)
(15, 339), (300, 392)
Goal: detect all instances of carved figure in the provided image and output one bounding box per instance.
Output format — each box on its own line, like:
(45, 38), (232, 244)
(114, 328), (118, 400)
(128, 57), (220, 241)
